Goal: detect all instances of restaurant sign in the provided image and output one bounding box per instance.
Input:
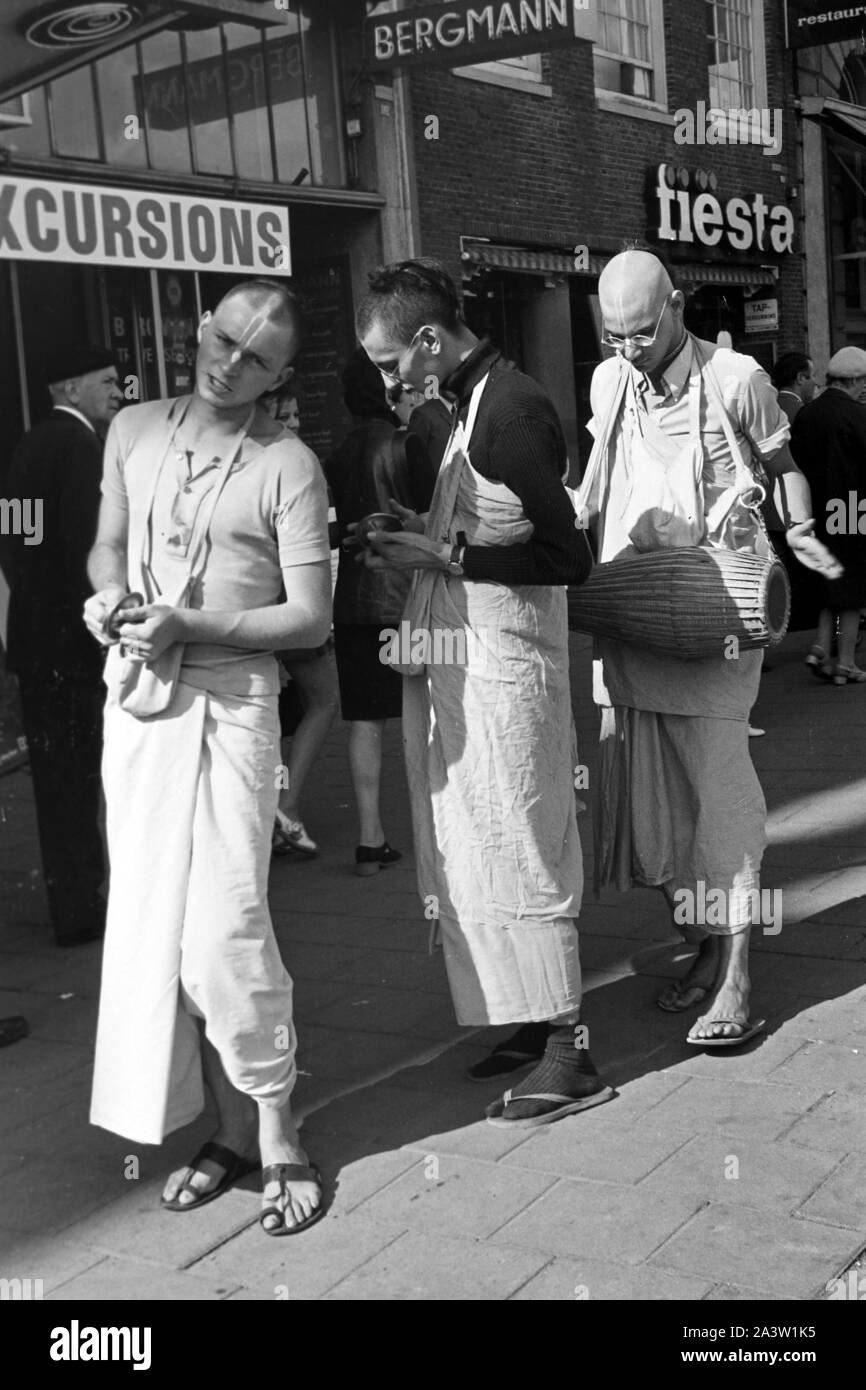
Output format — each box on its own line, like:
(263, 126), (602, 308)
(366, 0), (598, 70)
(0, 177), (290, 275)
(785, 2), (866, 49)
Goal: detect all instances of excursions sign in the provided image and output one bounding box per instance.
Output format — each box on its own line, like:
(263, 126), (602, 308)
(0, 177), (291, 275)
(366, 0), (598, 70)
(653, 164), (795, 255)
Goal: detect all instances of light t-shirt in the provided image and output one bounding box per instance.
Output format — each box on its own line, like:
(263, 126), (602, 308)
(587, 336), (789, 718)
(101, 396), (330, 697)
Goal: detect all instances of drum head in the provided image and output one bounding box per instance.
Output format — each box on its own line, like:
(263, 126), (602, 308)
(766, 562), (792, 643)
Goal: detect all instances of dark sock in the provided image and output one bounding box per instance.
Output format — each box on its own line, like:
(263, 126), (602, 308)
(505, 1023), (604, 1115)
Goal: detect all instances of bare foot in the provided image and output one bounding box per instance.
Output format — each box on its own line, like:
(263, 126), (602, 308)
(657, 935), (719, 1011)
(688, 975), (751, 1041)
(258, 1102), (322, 1233)
(161, 1123), (258, 1207)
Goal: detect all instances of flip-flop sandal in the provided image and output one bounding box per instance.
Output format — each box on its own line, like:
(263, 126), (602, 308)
(657, 983), (709, 1014)
(260, 1162), (324, 1236)
(161, 1141), (259, 1212)
(0, 1016), (29, 1048)
(686, 1018), (766, 1048)
(486, 1085), (616, 1129)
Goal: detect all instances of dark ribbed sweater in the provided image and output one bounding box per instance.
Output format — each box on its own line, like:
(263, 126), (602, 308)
(440, 339), (591, 586)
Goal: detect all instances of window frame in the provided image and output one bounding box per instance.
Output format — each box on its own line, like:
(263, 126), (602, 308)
(706, 0), (769, 120)
(454, 52), (552, 98)
(0, 95), (32, 128)
(593, 0), (668, 114)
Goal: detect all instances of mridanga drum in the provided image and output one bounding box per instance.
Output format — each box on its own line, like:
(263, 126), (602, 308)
(567, 546), (790, 660)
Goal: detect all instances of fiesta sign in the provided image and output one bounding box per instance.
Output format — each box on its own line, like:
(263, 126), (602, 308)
(366, 0), (597, 70)
(654, 164), (795, 254)
(0, 177), (290, 274)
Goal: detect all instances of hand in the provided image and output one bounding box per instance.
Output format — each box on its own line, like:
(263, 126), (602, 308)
(362, 532), (449, 572)
(83, 585), (127, 646)
(116, 604), (181, 662)
(786, 522), (844, 579)
(387, 500), (426, 534)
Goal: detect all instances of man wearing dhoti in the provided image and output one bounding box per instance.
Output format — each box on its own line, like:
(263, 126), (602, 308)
(584, 251), (841, 1046)
(358, 259), (613, 1128)
(83, 281), (332, 1233)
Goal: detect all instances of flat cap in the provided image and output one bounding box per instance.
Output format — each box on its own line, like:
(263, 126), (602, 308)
(826, 345), (866, 378)
(44, 344), (116, 387)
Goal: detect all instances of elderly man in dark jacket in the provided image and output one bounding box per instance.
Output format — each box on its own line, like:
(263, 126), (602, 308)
(5, 346), (122, 944)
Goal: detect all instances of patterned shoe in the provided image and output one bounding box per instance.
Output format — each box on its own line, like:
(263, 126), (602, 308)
(272, 811), (319, 857)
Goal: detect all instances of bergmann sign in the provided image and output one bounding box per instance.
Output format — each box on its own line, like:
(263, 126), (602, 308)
(366, 1), (598, 71)
(785, 2), (866, 49)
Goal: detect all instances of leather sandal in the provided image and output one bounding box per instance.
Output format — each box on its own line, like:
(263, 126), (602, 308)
(161, 1141), (258, 1212)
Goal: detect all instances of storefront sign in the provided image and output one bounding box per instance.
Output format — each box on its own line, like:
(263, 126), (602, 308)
(0, 177), (290, 274)
(785, 2), (866, 50)
(654, 164), (795, 255)
(744, 298), (779, 332)
(366, 0), (597, 70)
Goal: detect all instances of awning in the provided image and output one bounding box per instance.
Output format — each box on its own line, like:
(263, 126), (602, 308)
(799, 95), (866, 151)
(461, 240), (776, 290)
(461, 240), (608, 277)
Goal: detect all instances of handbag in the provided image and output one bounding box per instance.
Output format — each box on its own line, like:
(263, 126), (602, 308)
(108, 402), (253, 718)
(698, 345), (777, 561)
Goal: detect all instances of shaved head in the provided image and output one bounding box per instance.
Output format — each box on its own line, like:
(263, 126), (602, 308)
(598, 250), (684, 374)
(217, 279), (304, 361)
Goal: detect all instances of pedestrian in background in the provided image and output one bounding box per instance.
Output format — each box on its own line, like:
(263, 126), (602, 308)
(325, 349), (433, 875)
(791, 346), (866, 684)
(5, 347), (122, 946)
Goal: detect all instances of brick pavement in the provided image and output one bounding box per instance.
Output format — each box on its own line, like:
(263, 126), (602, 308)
(0, 632), (864, 1301)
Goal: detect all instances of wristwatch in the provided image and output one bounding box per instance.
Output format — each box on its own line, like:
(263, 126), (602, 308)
(447, 543), (465, 577)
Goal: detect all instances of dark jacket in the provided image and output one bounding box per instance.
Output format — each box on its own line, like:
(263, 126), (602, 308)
(5, 409), (105, 683)
(790, 388), (866, 564)
(325, 418), (435, 626)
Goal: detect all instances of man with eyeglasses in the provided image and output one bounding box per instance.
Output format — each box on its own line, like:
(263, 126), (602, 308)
(586, 249), (840, 1048)
(83, 280), (332, 1236)
(357, 259), (612, 1129)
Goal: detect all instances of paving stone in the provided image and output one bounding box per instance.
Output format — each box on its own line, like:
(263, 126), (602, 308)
(46, 1255), (237, 1300)
(323, 1230), (548, 1300)
(0, 988), (98, 1046)
(649, 1202), (864, 1300)
(189, 1210), (408, 1300)
(350, 1152), (556, 1240)
(59, 1179), (261, 1267)
(0, 1068), (92, 1139)
(498, 1113), (692, 1185)
(777, 993), (866, 1042)
(0, 1036), (92, 1096)
(670, 1031), (812, 1085)
(509, 1255), (713, 1301)
(0, 1231), (109, 1292)
(782, 1090), (866, 1153)
(644, 1076), (830, 1142)
(765, 1039), (866, 1092)
(702, 1282), (789, 1301)
(639, 1135), (840, 1216)
(312, 983), (457, 1038)
(795, 1154), (866, 1232)
(490, 1181), (703, 1266)
(300, 1076), (489, 1145)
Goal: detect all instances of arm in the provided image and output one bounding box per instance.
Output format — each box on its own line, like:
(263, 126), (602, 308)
(83, 489), (130, 644)
(760, 443), (841, 577)
(169, 561), (332, 650)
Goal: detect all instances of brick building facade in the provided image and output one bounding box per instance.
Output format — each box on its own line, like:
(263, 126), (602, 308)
(361, 0), (806, 468)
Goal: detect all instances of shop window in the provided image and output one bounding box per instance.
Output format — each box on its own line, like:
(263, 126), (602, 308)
(96, 44), (147, 170)
(139, 30), (194, 175)
(0, 90), (51, 158)
(298, 11), (344, 187)
(266, 24), (312, 186)
(223, 23), (275, 182)
(706, 0), (768, 113)
(48, 67), (101, 161)
(594, 0), (667, 108)
(183, 27), (234, 179)
(157, 270), (199, 398)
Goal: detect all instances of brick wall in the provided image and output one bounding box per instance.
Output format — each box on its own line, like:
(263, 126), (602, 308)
(397, 0), (805, 352)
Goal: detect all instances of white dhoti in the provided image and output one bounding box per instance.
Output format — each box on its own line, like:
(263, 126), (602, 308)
(404, 576), (583, 1026)
(90, 679), (295, 1144)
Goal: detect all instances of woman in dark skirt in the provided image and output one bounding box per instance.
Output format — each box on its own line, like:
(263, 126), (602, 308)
(325, 351), (439, 873)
